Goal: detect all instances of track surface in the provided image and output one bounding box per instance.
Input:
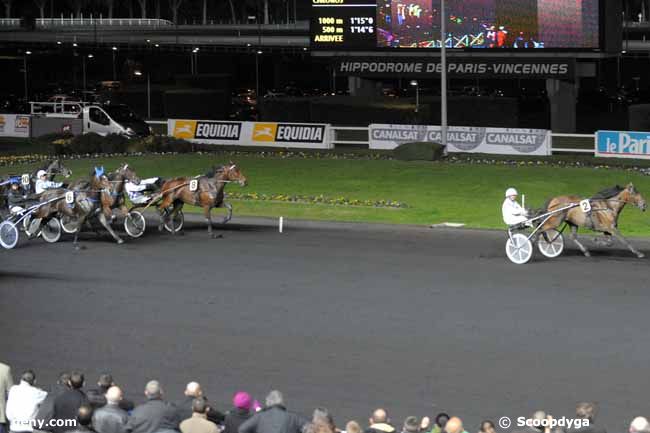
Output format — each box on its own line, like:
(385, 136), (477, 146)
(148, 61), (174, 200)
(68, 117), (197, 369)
(1, 218), (649, 431)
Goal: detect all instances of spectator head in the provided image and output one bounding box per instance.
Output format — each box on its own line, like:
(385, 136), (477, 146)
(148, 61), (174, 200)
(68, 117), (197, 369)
(77, 405), (93, 427)
(575, 403), (598, 422)
(402, 417), (419, 433)
(265, 390), (284, 408)
(444, 417), (463, 433)
(58, 372), (71, 386)
(69, 372), (84, 390)
(630, 417), (650, 433)
(420, 418), (431, 432)
(185, 381), (203, 398)
(480, 421), (496, 433)
(370, 409), (389, 426)
(346, 421), (362, 433)
(314, 408), (336, 431)
(21, 370), (36, 386)
(106, 386), (123, 405)
(233, 391), (252, 411)
(435, 414), (450, 428)
(145, 380), (163, 399)
(98, 374), (113, 391)
(192, 397), (209, 415)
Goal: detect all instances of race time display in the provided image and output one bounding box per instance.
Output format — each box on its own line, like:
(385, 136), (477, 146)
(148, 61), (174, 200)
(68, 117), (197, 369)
(311, 0), (600, 50)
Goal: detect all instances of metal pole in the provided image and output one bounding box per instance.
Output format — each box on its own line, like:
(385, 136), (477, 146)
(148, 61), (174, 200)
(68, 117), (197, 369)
(112, 49), (116, 81)
(23, 57), (28, 102)
(82, 56), (86, 94)
(440, 0), (448, 153)
(147, 73), (151, 119)
(255, 52), (260, 103)
(415, 83), (419, 113)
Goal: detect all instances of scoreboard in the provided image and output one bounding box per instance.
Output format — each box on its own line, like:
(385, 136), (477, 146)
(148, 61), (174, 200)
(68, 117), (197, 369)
(311, 0), (377, 50)
(311, 0), (603, 51)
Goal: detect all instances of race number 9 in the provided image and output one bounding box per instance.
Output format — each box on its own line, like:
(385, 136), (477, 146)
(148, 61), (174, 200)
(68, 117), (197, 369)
(580, 199), (591, 213)
(65, 191), (75, 204)
(189, 179), (198, 192)
(21, 174), (30, 185)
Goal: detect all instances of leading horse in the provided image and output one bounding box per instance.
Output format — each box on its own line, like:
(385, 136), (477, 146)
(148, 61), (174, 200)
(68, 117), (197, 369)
(156, 163), (247, 237)
(535, 183), (647, 258)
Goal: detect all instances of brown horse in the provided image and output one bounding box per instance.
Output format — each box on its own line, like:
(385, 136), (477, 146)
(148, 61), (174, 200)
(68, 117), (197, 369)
(30, 172), (113, 248)
(536, 183), (647, 258)
(63, 163), (140, 246)
(157, 163), (247, 237)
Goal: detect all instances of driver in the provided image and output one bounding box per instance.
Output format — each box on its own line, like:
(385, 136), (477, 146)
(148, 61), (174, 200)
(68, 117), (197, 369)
(502, 187), (529, 226)
(7, 178), (28, 214)
(35, 169), (63, 194)
(125, 177), (160, 205)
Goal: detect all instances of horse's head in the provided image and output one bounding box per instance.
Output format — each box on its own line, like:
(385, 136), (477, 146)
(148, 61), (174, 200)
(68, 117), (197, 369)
(116, 163), (140, 185)
(223, 162), (247, 187)
(624, 183), (646, 211)
(47, 159), (72, 179)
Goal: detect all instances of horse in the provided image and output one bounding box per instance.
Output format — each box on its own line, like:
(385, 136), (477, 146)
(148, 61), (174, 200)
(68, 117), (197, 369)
(29, 172), (113, 248)
(104, 163), (141, 218)
(156, 162), (247, 237)
(535, 183), (647, 258)
(63, 163), (140, 246)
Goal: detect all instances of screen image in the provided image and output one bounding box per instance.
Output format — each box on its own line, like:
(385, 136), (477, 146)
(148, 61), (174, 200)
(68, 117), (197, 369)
(376, 0), (600, 49)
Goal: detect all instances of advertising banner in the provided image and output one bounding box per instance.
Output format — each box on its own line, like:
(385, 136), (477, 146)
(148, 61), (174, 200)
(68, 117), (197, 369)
(0, 114), (31, 138)
(369, 124), (551, 156)
(595, 130), (650, 159)
(168, 120), (332, 149)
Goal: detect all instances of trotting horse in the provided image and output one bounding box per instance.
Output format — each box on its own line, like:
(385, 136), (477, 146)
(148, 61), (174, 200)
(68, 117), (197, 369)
(63, 164), (140, 246)
(156, 163), (247, 237)
(535, 183), (647, 258)
(30, 171), (113, 248)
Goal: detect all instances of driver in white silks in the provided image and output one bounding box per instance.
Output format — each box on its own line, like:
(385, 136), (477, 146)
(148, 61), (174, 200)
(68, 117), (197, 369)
(35, 169), (63, 194)
(125, 177), (160, 204)
(502, 187), (530, 226)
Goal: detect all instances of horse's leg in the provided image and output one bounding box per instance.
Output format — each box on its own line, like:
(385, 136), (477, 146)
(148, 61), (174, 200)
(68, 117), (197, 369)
(97, 212), (124, 244)
(158, 194), (174, 231)
(205, 205), (214, 237)
(222, 202), (233, 224)
(569, 224), (591, 257)
(73, 215), (86, 250)
(610, 228), (645, 258)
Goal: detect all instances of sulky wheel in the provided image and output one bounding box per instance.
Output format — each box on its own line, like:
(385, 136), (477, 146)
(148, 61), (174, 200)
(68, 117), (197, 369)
(537, 229), (564, 258)
(164, 210), (184, 233)
(41, 218), (62, 243)
(124, 211), (146, 238)
(0, 220), (19, 249)
(60, 215), (80, 234)
(506, 233), (533, 264)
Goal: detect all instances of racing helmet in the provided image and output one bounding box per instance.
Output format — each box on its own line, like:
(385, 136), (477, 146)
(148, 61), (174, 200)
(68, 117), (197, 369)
(505, 187), (518, 197)
(37, 170), (47, 178)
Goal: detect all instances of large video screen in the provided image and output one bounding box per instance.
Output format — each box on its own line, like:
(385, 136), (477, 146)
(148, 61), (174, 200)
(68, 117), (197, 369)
(378, 0), (599, 49)
(311, 0), (600, 50)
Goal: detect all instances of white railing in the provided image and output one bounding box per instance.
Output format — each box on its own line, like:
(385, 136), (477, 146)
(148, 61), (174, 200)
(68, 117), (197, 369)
(329, 126), (595, 154)
(0, 18), (21, 27)
(30, 101), (86, 117)
(36, 17), (174, 27)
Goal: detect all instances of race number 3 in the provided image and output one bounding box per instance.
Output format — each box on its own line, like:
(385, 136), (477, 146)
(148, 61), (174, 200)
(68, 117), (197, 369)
(189, 179), (198, 192)
(21, 174), (30, 185)
(65, 191), (75, 204)
(580, 199), (591, 213)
